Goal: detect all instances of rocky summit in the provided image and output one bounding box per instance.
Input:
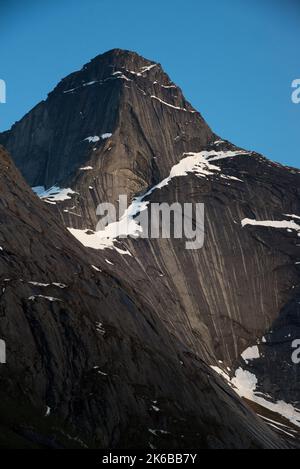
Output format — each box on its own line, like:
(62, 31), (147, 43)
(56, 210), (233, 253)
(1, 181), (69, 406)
(0, 49), (299, 448)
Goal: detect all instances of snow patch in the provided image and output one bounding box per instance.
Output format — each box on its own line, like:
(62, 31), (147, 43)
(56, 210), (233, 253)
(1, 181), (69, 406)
(105, 259), (114, 265)
(63, 87), (76, 94)
(148, 429), (170, 436)
(84, 136), (100, 143)
(101, 133), (112, 139)
(241, 345), (260, 363)
(28, 295), (61, 302)
(84, 133), (112, 143)
(52, 283), (67, 289)
(69, 149), (242, 252)
(28, 282), (50, 287)
(242, 218), (300, 232)
(96, 322), (105, 335)
(140, 64), (157, 73)
(32, 186), (76, 202)
(28, 281), (67, 289)
(284, 214), (300, 221)
(212, 365), (300, 428)
(258, 415), (297, 438)
(114, 246), (132, 256)
(205, 149), (249, 161)
(161, 84), (177, 89)
(83, 81), (97, 86)
(151, 95), (196, 113)
(151, 405), (160, 412)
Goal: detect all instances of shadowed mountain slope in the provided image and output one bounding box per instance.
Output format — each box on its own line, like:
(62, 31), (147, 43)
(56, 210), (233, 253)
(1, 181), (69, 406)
(1, 49), (299, 442)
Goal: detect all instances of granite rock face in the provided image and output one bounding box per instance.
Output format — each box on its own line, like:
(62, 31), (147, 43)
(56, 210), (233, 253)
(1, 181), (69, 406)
(0, 49), (213, 220)
(0, 145), (288, 449)
(1, 49), (300, 446)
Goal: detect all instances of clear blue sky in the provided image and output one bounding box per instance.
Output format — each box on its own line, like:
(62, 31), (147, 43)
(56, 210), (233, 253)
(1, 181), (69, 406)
(1, 0), (299, 167)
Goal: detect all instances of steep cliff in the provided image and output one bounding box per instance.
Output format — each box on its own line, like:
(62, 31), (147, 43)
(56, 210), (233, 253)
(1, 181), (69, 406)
(1, 145), (291, 448)
(1, 49), (299, 441)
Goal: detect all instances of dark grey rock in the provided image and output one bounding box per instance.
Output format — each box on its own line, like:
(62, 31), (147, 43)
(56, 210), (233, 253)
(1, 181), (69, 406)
(1, 48), (299, 447)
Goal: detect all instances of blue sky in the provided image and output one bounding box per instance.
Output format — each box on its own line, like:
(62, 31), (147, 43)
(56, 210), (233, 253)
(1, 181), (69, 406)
(1, 0), (299, 167)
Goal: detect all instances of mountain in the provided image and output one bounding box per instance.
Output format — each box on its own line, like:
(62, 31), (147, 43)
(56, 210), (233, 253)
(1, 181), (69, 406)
(1, 48), (300, 446)
(0, 145), (289, 449)
(0, 49), (213, 228)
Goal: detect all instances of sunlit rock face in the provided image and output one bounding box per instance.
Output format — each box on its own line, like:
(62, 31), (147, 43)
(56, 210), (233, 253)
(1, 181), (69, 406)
(1, 49), (300, 446)
(0, 143), (290, 448)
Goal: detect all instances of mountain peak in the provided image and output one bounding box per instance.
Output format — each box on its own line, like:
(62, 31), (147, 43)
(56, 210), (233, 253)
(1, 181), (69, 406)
(92, 48), (158, 66)
(1, 49), (300, 449)
(0, 49), (213, 191)
(55, 48), (162, 93)
(64, 48), (166, 93)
